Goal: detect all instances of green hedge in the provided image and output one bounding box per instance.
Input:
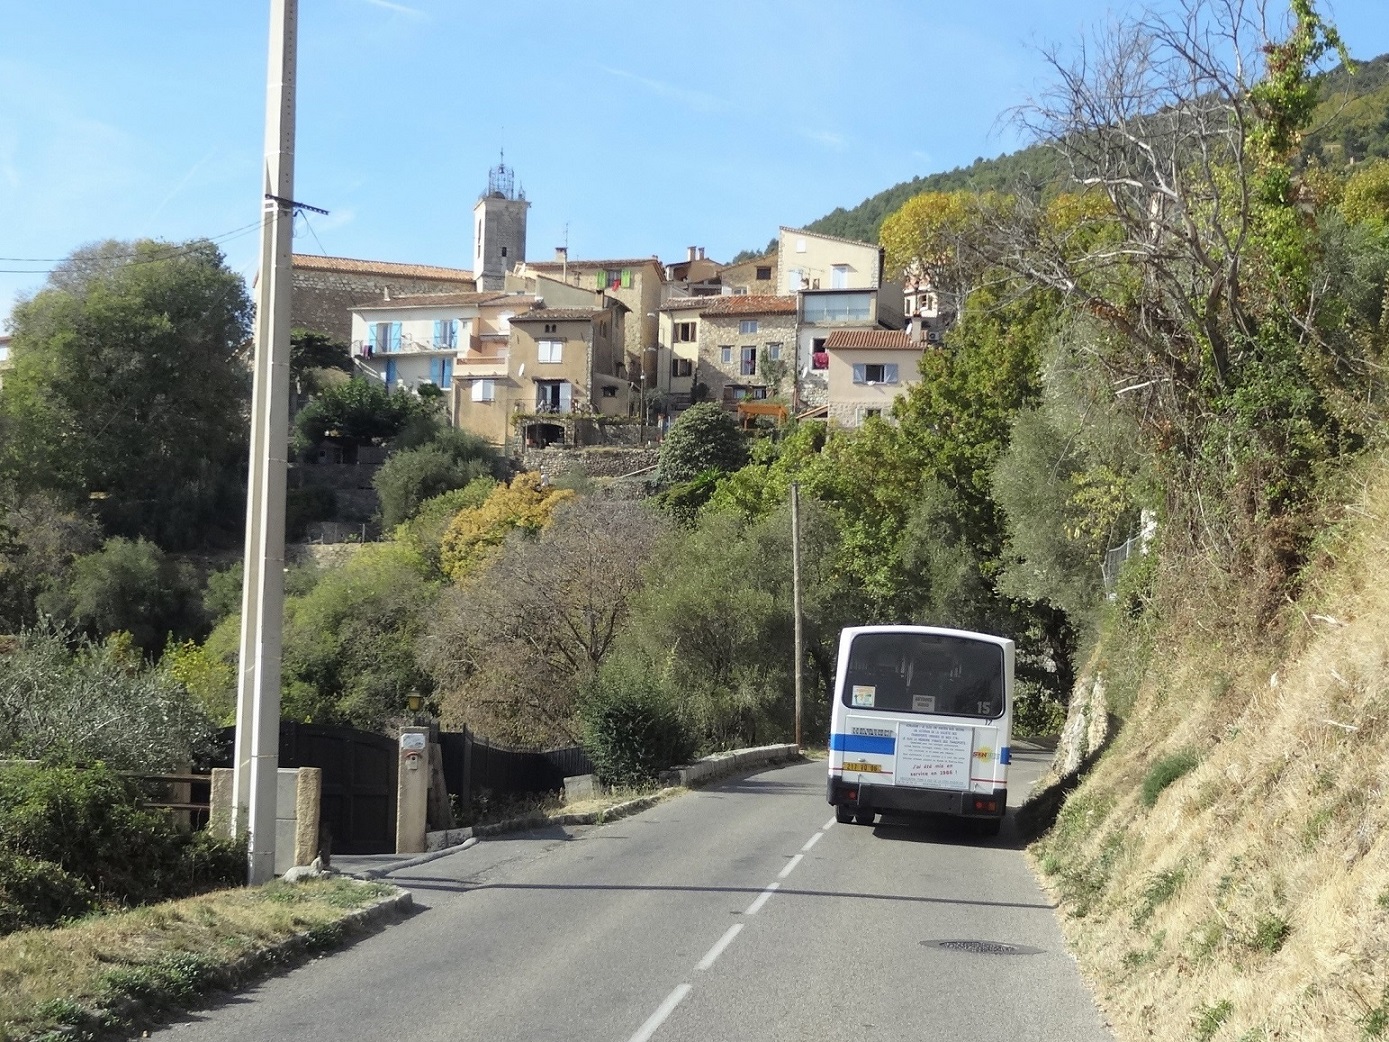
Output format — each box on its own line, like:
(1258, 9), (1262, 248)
(0, 763), (245, 934)
(580, 670), (696, 787)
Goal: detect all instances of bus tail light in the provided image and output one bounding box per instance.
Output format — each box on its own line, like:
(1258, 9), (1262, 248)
(845, 787), (858, 801)
(972, 798), (999, 814)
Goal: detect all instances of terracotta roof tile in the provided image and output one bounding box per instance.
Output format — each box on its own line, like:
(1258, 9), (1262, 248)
(355, 292), (516, 310)
(699, 294), (798, 316)
(659, 296), (719, 310)
(822, 329), (918, 351)
(292, 254), (475, 281)
(510, 307), (606, 322)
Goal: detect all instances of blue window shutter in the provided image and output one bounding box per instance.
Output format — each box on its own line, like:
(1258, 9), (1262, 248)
(449, 319), (459, 348)
(884, 363), (899, 384)
(442, 359), (453, 388)
(852, 364), (867, 384)
(433, 319), (444, 346)
(385, 359), (397, 387)
(390, 322), (402, 351)
(430, 358), (442, 384)
(364, 324), (375, 353)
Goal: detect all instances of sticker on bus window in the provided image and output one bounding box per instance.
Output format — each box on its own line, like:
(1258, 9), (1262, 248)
(851, 685), (875, 707)
(913, 694), (935, 712)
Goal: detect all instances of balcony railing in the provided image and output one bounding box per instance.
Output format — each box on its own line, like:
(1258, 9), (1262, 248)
(456, 350), (509, 376)
(355, 334), (462, 357)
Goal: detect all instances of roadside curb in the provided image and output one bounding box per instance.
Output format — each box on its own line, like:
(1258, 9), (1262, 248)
(659, 743), (802, 787)
(36, 883), (413, 1042)
(350, 744), (805, 880)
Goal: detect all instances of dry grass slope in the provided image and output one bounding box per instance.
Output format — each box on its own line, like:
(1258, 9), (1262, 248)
(1033, 461), (1389, 1042)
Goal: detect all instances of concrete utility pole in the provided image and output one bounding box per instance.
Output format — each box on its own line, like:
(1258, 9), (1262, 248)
(233, 0), (298, 886)
(790, 481), (804, 750)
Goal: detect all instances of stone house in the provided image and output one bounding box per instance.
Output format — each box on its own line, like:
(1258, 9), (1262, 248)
(292, 255), (476, 343)
(719, 250), (778, 295)
(692, 295), (799, 407)
(823, 328), (925, 428)
(664, 246), (723, 296)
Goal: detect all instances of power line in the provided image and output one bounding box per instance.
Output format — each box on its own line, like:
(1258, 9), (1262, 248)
(0, 218), (273, 274)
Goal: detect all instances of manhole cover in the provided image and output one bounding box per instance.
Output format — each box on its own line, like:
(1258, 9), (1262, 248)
(921, 939), (1042, 956)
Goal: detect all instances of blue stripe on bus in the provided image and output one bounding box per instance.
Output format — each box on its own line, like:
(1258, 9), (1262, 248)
(1000, 746), (1011, 764)
(830, 733), (896, 755)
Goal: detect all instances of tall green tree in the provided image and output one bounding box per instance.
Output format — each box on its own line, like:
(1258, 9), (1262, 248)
(0, 239), (253, 549)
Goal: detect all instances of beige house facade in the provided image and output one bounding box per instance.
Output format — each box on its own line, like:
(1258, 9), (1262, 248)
(823, 329), (925, 428)
(515, 254), (664, 383)
(351, 292), (520, 426)
(655, 296), (708, 402)
(458, 301), (627, 450)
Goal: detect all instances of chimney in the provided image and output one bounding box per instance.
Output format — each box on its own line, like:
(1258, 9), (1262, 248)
(697, 247), (705, 261)
(687, 246), (697, 262)
(383, 286), (390, 301)
(555, 246), (568, 262)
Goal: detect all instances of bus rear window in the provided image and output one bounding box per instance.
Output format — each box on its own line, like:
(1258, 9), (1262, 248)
(842, 632), (1004, 719)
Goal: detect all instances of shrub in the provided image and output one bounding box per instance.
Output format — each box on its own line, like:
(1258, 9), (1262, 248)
(0, 763), (244, 924)
(1141, 749), (1200, 807)
(580, 669), (696, 787)
(657, 403), (748, 485)
(37, 537), (206, 653)
(0, 852), (95, 934)
(0, 628), (216, 770)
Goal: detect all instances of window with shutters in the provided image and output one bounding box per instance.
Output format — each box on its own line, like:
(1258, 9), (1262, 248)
(675, 321), (696, 342)
(471, 379), (495, 402)
(671, 358), (693, 377)
(740, 347), (757, 376)
(433, 319), (458, 349)
(538, 340), (563, 364)
(852, 363), (899, 385)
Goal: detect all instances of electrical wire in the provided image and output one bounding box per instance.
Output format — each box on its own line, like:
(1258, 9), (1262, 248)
(0, 217), (272, 275)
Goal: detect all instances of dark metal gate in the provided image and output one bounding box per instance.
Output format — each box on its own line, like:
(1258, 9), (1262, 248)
(437, 727), (593, 808)
(215, 723), (398, 855)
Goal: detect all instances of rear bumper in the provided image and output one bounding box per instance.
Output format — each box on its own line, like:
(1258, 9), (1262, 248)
(828, 775), (1006, 819)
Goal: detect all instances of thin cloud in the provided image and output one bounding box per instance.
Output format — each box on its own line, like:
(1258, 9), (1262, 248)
(360, 0), (428, 18)
(599, 66), (724, 114)
(801, 128), (848, 151)
(148, 147), (220, 223)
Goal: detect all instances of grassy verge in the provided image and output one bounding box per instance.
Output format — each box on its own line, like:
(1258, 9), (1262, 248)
(0, 877), (401, 1042)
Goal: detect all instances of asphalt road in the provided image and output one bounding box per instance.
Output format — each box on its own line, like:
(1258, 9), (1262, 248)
(156, 749), (1112, 1042)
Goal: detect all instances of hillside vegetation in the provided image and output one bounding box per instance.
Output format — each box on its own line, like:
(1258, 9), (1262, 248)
(1035, 457), (1389, 1041)
(803, 52), (1389, 246)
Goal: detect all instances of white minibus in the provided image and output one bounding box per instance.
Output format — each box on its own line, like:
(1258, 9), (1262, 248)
(827, 625), (1014, 834)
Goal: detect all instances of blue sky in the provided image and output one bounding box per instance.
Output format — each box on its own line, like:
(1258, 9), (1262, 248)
(3, 0), (1388, 328)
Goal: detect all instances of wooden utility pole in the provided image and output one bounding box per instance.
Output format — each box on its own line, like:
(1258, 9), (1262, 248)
(791, 481), (804, 750)
(233, 0), (297, 886)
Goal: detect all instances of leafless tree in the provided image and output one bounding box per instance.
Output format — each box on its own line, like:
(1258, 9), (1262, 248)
(422, 497), (668, 746)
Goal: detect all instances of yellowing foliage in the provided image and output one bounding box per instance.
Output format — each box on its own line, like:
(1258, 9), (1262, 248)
(438, 472), (573, 582)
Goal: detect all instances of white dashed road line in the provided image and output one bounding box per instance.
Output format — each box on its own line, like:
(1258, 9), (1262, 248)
(625, 820), (832, 1039)
(626, 984), (692, 1042)
(744, 882), (780, 916)
(695, 924), (744, 971)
